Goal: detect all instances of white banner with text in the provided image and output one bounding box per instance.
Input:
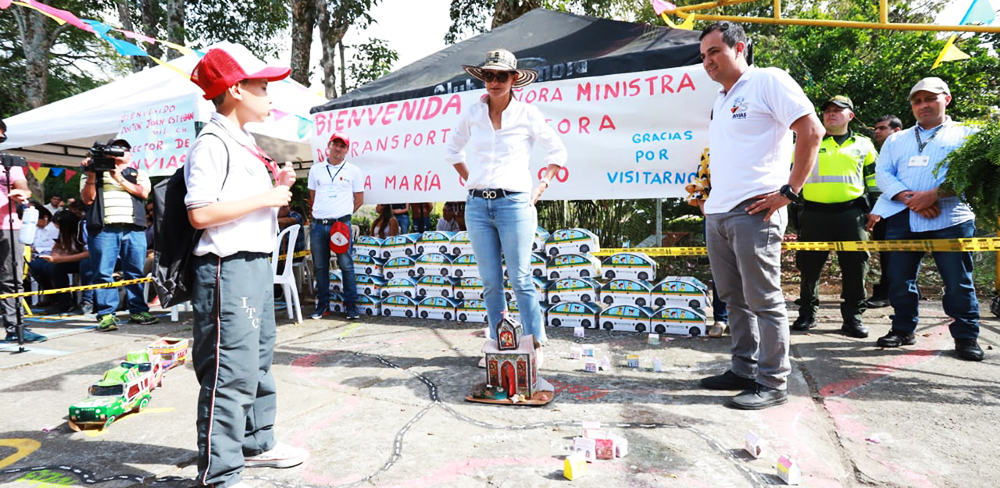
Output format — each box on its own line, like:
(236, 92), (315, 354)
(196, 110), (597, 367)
(311, 65), (718, 204)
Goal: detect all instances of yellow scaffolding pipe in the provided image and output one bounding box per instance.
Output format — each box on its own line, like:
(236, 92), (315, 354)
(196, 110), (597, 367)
(667, 0), (1000, 34)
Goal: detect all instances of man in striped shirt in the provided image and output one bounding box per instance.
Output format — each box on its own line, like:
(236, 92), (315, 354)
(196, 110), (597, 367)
(869, 77), (983, 361)
(80, 139), (159, 331)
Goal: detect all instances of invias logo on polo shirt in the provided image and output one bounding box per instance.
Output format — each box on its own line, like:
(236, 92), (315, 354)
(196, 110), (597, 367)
(730, 97), (748, 119)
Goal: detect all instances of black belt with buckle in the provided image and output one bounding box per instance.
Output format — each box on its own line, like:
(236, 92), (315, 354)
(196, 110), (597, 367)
(469, 188), (521, 200)
(313, 215), (351, 225)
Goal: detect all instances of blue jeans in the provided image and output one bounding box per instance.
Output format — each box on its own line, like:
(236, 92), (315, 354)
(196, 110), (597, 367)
(310, 219), (358, 315)
(884, 211), (979, 339)
(395, 213), (410, 234)
(89, 226), (148, 318)
(466, 192), (545, 343)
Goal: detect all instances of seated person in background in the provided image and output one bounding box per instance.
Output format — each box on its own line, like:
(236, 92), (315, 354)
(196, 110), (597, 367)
(436, 202), (465, 232)
(27, 205), (57, 300)
(43, 194), (62, 216)
(410, 202), (433, 233)
(37, 211), (92, 314)
(371, 204), (400, 238)
(278, 204), (306, 253)
(66, 199), (94, 313)
(32, 205), (57, 257)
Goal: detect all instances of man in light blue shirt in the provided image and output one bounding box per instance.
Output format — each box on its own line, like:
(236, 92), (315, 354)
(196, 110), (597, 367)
(870, 77), (983, 361)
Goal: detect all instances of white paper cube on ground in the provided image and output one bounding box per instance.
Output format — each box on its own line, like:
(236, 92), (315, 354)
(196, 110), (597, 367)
(745, 431), (765, 459)
(777, 455), (801, 485)
(573, 437), (597, 462)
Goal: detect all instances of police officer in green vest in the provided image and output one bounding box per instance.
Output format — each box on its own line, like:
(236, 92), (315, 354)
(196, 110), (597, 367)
(791, 96), (877, 338)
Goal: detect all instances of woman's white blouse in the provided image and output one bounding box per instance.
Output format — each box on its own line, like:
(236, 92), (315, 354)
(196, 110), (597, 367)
(445, 96), (567, 193)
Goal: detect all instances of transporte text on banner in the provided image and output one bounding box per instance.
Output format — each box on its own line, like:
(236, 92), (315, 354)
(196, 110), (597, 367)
(117, 96), (197, 177)
(311, 65), (717, 204)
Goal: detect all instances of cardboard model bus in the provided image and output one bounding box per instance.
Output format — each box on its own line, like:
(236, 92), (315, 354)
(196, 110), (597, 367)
(546, 301), (601, 329)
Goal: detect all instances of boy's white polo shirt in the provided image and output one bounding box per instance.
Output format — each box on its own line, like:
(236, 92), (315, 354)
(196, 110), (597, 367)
(307, 160), (364, 219)
(185, 113), (278, 257)
(704, 66), (814, 214)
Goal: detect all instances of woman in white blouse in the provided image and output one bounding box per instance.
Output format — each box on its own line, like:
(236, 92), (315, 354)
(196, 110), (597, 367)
(445, 49), (567, 361)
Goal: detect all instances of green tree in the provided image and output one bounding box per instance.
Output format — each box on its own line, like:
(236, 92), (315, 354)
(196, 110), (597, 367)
(346, 37), (399, 91)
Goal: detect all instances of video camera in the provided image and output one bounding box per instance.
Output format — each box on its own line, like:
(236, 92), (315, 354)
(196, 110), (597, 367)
(87, 140), (127, 172)
(0, 153), (26, 169)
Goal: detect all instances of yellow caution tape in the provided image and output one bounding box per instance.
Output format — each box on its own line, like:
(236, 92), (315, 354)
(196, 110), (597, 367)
(597, 237), (1000, 256)
(0, 277), (153, 300)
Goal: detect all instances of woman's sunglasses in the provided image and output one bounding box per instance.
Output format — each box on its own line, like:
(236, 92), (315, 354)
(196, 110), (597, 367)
(481, 71), (515, 83)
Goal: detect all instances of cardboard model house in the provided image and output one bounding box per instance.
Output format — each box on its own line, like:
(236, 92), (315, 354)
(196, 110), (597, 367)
(483, 318), (537, 400)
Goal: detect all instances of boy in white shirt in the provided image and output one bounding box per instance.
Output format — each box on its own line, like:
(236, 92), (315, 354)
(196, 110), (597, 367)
(185, 46), (308, 488)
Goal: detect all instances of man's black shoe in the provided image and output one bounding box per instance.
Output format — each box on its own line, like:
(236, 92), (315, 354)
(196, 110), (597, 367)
(727, 384), (788, 410)
(955, 339), (985, 361)
(865, 297), (890, 308)
(790, 316), (815, 331)
(841, 321), (869, 339)
(700, 370), (756, 391)
(876, 330), (916, 348)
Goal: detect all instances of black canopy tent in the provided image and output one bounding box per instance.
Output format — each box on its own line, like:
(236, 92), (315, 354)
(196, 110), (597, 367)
(311, 9), (714, 113)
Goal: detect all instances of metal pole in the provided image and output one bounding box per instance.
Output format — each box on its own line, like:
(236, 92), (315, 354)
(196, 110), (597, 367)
(655, 199), (663, 248)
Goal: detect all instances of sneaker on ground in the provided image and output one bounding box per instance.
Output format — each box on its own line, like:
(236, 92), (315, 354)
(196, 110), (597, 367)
(346, 308), (360, 320)
(244, 442), (309, 469)
(310, 310), (331, 320)
(708, 321), (727, 338)
(4, 328), (48, 343)
(129, 311), (160, 325)
(96, 314), (119, 332)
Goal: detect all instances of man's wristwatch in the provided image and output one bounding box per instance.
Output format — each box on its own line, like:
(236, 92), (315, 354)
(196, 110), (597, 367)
(779, 184), (803, 204)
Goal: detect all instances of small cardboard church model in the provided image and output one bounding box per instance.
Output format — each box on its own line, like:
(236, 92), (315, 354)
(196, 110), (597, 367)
(467, 314), (553, 405)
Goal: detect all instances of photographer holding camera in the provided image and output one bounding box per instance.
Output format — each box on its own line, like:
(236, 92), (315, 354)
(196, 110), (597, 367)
(0, 118), (46, 343)
(80, 138), (159, 331)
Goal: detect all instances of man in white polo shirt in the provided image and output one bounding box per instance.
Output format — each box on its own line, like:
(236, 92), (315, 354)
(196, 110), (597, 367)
(697, 21), (824, 410)
(308, 132), (364, 320)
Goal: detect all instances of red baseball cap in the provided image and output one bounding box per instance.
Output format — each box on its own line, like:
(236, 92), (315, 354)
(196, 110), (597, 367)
(329, 132), (350, 146)
(191, 47), (291, 100)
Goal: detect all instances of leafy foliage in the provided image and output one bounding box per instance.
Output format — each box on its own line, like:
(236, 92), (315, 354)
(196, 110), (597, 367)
(936, 121), (1000, 232)
(346, 37), (399, 91)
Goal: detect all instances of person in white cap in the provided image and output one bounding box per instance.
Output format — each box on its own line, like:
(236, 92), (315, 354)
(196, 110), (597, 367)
(869, 76), (984, 362)
(185, 46), (308, 488)
(445, 48), (567, 368)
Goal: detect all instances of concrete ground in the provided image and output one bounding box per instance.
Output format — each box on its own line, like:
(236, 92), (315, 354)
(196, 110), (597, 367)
(1, 295), (997, 488)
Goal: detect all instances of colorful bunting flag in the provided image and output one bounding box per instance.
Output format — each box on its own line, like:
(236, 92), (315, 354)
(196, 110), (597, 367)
(959, 0), (996, 25)
(14, 0), (94, 33)
(272, 109), (289, 122)
(0, 0), (12, 10)
(160, 40), (195, 56)
(296, 118), (311, 140)
(119, 29), (156, 45)
(64, 169), (77, 182)
(50, 167), (63, 177)
(83, 19), (147, 56)
(651, 0), (676, 15)
(932, 34), (971, 69)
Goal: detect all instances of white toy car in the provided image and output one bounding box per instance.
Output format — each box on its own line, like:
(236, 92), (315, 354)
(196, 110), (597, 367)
(546, 301), (601, 329)
(457, 299), (489, 323)
(449, 231), (474, 257)
(547, 253), (601, 280)
(381, 277), (418, 299)
(450, 253), (479, 279)
(353, 235), (383, 258)
(600, 279), (652, 308)
(602, 252), (656, 281)
(383, 256), (417, 280)
(546, 228), (601, 256)
(649, 306), (708, 336)
(453, 276), (485, 301)
(650, 276), (710, 310)
(381, 294), (419, 318)
(418, 296), (460, 320)
(414, 253), (453, 277)
(416, 231), (456, 255)
(352, 254), (384, 277)
(416, 275), (454, 299)
(547, 277), (600, 304)
(504, 276), (548, 303)
(381, 233), (419, 260)
(599, 305), (654, 333)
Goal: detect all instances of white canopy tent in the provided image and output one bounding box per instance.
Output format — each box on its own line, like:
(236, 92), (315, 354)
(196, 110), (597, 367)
(0, 41), (325, 169)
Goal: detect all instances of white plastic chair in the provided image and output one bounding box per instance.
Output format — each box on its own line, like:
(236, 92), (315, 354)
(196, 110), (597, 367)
(273, 224), (303, 323)
(293, 225), (314, 295)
